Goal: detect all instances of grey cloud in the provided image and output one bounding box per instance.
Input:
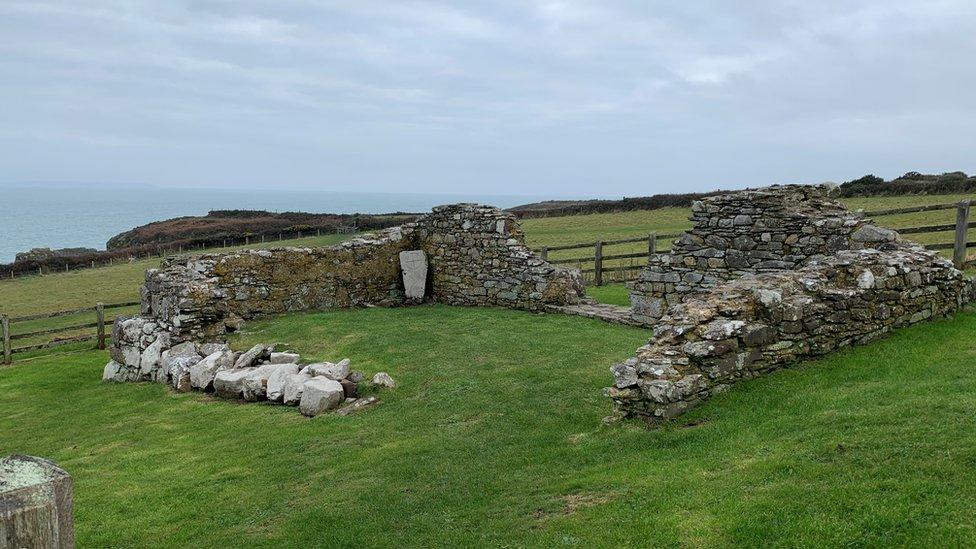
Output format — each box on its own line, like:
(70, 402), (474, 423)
(1, 0), (973, 196)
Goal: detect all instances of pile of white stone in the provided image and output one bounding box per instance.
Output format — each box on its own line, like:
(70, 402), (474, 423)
(103, 342), (395, 417)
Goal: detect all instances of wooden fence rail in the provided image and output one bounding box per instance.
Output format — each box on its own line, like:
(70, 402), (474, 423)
(863, 202), (963, 217)
(1, 301), (138, 365)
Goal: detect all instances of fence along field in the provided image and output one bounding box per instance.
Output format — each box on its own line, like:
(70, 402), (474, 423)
(2, 198), (975, 363)
(535, 198), (976, 286)
(1, 301), (138, 364)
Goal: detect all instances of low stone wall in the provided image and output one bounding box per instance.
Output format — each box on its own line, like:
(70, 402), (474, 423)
(111, 203), (584, 374)
(141, 229), (412, 341)
(418, 204), (584, 309)
(628, 185), (898, 323)
(609, 244), (972, 422)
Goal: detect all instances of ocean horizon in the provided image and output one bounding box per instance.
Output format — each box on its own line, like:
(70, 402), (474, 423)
(0, 185), (571, 263)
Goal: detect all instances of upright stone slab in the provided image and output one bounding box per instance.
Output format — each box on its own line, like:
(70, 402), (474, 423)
(0, 455), (74, 548)
(399, 250), (428, 301)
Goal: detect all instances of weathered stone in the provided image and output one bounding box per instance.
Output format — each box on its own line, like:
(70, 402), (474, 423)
(213, 368), (257, 399)
(307, 360), (350, 380)
(372, 372), (396, 389)
(190, 350), (235, 391)
(102, 360), (122, 382)
(627, 184), (880, 324)
(299, 377), (344, 416)
(270, 352), (300, 364)
(241, 364), (288, 402)
(167, 341), (199, 359)
(138, 335), (168, 379)
(199, 342), (230, 356)
(0, 454), (75, 549)
(610, 362), (638, 388)
(851, 224), (898, 243)
(857, 270), (876, 289)
(233, 344), (270, 370)
(266, 364), (301, 402)
(282, 372), (313, 405)
(347, 370), (366, 383)
(335, 395), (380, 416)
(165, 355), (200, 391)
(399, 250), (428, 301)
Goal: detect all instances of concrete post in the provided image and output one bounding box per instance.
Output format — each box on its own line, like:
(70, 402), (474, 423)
(0, 455), (75, 548)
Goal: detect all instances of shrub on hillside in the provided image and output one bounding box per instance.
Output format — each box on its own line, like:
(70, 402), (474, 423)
(838, 171), (976, 197)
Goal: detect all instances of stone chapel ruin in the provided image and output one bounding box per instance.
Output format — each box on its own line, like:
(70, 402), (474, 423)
(106, 185), (972, 425)
(610, 185), (972, 422)
(105, 204), (585, 411)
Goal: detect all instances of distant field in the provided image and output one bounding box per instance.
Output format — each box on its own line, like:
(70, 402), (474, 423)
(2, 192), (975, 322)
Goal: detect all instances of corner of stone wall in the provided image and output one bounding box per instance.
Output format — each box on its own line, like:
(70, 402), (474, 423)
(611, 243), (971, 423)
(109, 203), (586, 377)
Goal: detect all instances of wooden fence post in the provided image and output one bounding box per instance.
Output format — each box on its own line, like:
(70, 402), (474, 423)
(594, 240), (604, 286)
(96, 303), (105, 350)
(540, 246), (548, 261)
(954, 200), (970, 269)
(2, 314), (10, 365)
(648, 232), (657, 257)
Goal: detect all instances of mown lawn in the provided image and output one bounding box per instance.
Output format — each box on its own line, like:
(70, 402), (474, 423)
(3, 305), (976, 546)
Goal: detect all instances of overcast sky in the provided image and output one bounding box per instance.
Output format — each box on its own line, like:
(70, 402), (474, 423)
(2, 1), (974, 197)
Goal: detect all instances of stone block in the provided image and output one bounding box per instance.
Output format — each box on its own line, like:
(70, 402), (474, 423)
(399, 250), (428, 301)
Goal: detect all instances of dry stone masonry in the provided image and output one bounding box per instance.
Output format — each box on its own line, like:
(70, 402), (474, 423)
(132, 203), (582, 343)
(611, 185), (972, 423)
(107, 203), (583, 405)
(104, 188), (973, 426)
(629, 185), (898, 323)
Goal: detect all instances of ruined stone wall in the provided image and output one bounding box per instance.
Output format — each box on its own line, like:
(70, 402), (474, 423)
(140, 230), (413, 341)
(629, 185), (898, 323)
(112, 204), (584, 374)
(417, 204), (584, 310)
(609, 244), (971, 422)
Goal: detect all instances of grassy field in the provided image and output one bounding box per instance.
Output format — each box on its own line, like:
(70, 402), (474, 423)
(3, 192), (976, 545)
(3, 306), (976, 546)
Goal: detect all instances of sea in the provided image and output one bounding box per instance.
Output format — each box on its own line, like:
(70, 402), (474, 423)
(0, 185), (561, 263)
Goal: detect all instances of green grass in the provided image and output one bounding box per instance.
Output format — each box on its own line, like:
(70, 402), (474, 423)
(3, 306), (976, 546)
(586, 283), (631, 307)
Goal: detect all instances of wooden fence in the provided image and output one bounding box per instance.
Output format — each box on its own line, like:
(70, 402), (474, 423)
(1, 301), (139, 364)
(535, 199), (976, 286)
